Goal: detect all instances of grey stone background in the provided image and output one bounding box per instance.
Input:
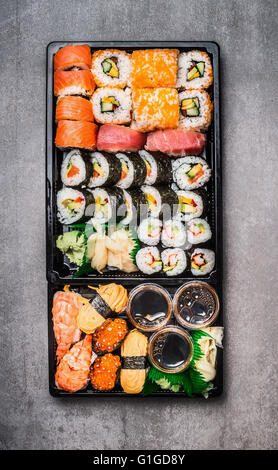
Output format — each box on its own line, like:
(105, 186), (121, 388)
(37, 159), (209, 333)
(0, 0), (277, 450)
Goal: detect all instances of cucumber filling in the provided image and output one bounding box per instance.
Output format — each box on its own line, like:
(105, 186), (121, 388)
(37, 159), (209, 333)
(181, 97), (200, 117)
(186, 61), (205, 81)
(101, 96), (120, 113)
(101, 57), (119, 78)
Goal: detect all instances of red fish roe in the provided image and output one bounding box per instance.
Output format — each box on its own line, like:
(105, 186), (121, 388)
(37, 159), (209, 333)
(90, 353), (121, 390)
(93, 318), (128, 353)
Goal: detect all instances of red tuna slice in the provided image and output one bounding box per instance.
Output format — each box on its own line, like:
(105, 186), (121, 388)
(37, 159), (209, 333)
(146, 129), (206, 156)
(97, 124), (147, 152)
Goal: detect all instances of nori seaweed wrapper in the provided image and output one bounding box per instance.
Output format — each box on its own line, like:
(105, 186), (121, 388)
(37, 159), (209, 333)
(157, 186), (179, 218)
(128, 153), (147, 188)
(90, 292), (112, 317)
(122, 356), (147, 369)
(98, 151), (122, 186)
(151, 152), (172, 185)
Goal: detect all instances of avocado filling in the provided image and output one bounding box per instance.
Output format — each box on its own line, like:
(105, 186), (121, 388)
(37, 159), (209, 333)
(95, 196), (109, 214)
(187, 61), (205, 81)
(191, 253), (207, 270)
(146, 193), (157, 211)
(187, 163), (204, 182)
(163, 254), (178, 272)
(178, 195), (197, 214)
(181, 97), (200, 117)
(62, 196), (84, 215)
(101, 96), (120, 113)
(190, 222), (205, 237)
(144, 252), (162, 267)
(101, 57), (119, 78)
(93, 161), (105, 178)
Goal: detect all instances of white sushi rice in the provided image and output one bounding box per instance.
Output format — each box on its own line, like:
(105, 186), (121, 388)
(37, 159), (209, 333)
(91, 87), (132, 125)
(57, 85), (91, 98)
(139, 150), (158, 185)
(91, 50), (131, 88)
(115, 153), (134, 189)
(162, 248), (187, 276)
(175, 190), (203, 222)
(120, 189), (134, 226)
(61, 150), (87, 187)
(91, 188), (112, 223)
(161, 219), (187, 248)
(88, 152), (110, 188)
(178, 90), (213, 131)
(138, 218), (162, 246)
(174, 156), (211, 190)
(177, 50), (213, 89)
(141, 185), (162, 217)
(190, 248), (215, 276)
(136, 247), (162, 275)
(57, 188), (86, 224)
(187, 218), (212, 244)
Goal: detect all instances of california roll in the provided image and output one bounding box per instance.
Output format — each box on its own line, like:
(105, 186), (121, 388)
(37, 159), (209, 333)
(162, 248), (187, 276)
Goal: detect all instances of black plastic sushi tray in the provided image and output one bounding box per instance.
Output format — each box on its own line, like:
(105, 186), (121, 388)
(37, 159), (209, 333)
(46, 41), (222, 398)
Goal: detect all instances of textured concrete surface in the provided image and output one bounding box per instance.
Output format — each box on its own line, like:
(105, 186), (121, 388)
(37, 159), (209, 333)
(0, 0), (277, 450)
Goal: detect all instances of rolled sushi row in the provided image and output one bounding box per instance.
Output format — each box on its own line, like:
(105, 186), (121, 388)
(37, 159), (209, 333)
(138, 217), (212, 248)
(135, 246), (215, 276)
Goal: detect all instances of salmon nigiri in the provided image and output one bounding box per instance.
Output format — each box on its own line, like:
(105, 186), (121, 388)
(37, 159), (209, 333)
(55, 120), (98, 150)
(52, 291), (82, 363)
(55, 335), (93, 393)
(56, 96), (94, 123)
(54, 44), (91, 71)
(54, 70), (95, 97)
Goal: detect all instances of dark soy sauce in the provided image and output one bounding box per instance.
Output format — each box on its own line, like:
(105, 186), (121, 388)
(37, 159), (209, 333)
(153, 332), (190, 369)
(131, 290), (168, 327)
(178, 285), (216, 325)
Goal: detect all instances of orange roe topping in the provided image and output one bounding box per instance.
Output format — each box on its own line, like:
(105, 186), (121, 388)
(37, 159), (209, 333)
(90, 353), (121, 390)
(93, 318), (128, 353)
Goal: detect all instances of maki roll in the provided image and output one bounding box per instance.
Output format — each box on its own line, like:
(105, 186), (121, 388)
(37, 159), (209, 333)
(190, 248), (215, 276)
(92, 318), (128, 354)
(131, 49), (178, 88)
(61, 150), (92, 187)
(90, 353), (121, 391)
(57, 188), (93, 224)
(120, 329), (148, 394)
(161, 219), (187, 248)
(179, 90), (213, 131)
(176, 50), (213, 90)
(139, 150), (172, 185)
(116, 153), (146, 189)
(91, 87), (132, 125)
(137, 218), (162, 246)
(88, 151), (122, 188)
(121, 188), (145, 226)
(91, 187), (124, 223)
(161, 248), (187, 276)
(136, 247), (162, 275)
(187, 218), (212, 244)
(131, 88), (179, 132)
(174, 157), (211, 190)
(91, 50), (131, 89)
(140, 185), (179, 218)
(175, 190), (204, 221)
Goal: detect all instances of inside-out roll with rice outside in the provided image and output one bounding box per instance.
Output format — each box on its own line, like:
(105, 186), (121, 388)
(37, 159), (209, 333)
(177, 50), (213, 90)
(187, 218), (212, 244)
(190, 248), (215, 276)
(88, 151), (122, 188)
(91, 49), (131, 88)
(57, 188), (93, 224)
(161, 219), (187, 248)
(136, 247), (162, 275)
(61, 150), (92, 187)
(174, 157), (211, 190)
(115, 153), (146, 189)
(161, 248), (187, 276)
(179, 90), (213, 131)
(91, 87), (132, 125)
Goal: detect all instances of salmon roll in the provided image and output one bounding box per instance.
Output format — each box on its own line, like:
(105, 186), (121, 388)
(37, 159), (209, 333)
(179, 90), (213, 131)
(55, 120), (98, 150)
(54, 70), (95, 97)
(91, 49), (131, 88)
(91, 87), (132, 125)
(54, 44), (91, 71)
(56, 96), (94, 122)
(131, 88), (179, 132)
(131, 49), (178, 88)
(177, 50), (213, 90)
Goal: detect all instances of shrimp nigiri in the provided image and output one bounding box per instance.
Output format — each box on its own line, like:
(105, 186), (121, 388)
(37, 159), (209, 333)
(52, 291), (82, 363)
(55, 335), (93, 393)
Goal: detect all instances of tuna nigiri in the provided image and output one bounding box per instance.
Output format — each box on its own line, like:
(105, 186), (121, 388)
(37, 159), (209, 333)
(55, 120), (98, 150)
(54, 70), (95, 97)
(56, 96), (94, 122)
(97, 124), (146, 153)
(55, 335), (93, 393)
(54, 44), (91, 71)
(52, 291), (82, 363)
(146, 128), (206, 156)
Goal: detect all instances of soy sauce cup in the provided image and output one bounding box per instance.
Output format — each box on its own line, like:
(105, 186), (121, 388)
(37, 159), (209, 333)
(173, 281), (219, 330)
